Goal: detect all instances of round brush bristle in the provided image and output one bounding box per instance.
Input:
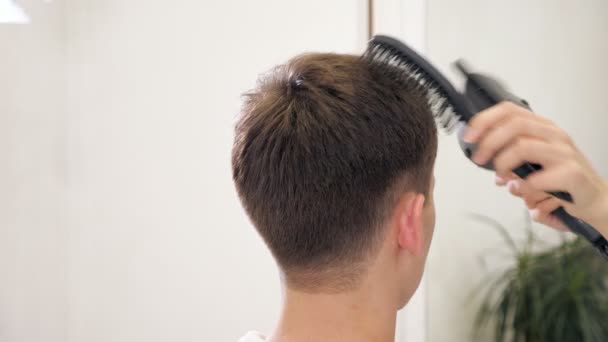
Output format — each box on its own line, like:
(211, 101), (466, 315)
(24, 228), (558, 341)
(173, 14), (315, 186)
(363, 40), (463, 133)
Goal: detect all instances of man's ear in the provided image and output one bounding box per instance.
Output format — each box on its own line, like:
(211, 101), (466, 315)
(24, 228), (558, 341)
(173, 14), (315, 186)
(396, 193), (426, 256)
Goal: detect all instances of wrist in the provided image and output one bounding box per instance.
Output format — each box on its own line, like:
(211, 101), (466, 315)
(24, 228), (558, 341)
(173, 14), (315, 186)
(587, 182), (608, 238)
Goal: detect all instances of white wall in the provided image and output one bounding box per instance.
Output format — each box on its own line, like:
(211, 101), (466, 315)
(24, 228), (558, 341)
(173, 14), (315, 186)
(425, 1), (608, 341)
(65, 1), (364, 341)
(5, 1), (606, 341)
(0, 1), (67, 341)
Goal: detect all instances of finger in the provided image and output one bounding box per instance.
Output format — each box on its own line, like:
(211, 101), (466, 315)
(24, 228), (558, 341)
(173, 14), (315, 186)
(530, 197), (568, 231)
(525, 164), (578, 199)
(495, 172), (518, 186)
(493, 138), (563, 178)
(496, 176), (508, 186)
(525, 194), (552, 209)
(472, 116), (565, 165)
(522, 187), (552, 209)
(517, 180), (552, 208)
(536, 196), (564, 213)
(505, 178), (550, 207)
(506, 179), (523, 197)
(530, 208), (568, 232)
(495, 175), (509, 186)
(464, 102), (540, 143)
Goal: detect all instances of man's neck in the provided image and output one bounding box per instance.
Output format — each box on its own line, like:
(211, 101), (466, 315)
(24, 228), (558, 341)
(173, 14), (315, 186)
(269, 282), (398, 342)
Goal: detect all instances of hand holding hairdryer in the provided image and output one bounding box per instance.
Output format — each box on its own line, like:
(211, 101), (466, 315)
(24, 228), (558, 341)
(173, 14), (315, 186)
(463, 101), (608, 238)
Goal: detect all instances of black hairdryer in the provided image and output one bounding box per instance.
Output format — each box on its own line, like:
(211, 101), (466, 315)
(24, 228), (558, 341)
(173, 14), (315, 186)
(454, 60), (608, 260)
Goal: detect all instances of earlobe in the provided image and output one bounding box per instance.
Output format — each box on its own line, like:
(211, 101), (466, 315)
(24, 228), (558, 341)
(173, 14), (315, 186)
(397, 194), (425, 256)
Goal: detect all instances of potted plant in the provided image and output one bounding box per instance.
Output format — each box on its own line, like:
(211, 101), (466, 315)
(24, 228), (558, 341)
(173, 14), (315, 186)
(473, 214), (608, 342)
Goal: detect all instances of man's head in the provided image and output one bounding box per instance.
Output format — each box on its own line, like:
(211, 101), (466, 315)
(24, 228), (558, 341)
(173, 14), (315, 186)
(232, 53), (437, 306)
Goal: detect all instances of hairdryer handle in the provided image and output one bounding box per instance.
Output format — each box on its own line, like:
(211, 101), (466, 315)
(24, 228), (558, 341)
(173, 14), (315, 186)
(552, 207), (608, 260)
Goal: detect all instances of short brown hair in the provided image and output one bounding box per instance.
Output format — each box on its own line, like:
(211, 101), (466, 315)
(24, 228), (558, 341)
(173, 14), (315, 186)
(232, 53), (437, 291)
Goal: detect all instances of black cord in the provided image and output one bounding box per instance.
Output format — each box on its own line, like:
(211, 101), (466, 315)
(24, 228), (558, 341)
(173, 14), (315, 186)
(594, 239), (608, 261)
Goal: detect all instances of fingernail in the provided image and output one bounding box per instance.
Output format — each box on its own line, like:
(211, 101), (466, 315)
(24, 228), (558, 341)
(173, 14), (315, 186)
(495, 175), (506, 185)
(507, 180), (520, 191)
(473, 152), (486, 164)
(529, 208), (540, 220)
(464, 127), (480, 143)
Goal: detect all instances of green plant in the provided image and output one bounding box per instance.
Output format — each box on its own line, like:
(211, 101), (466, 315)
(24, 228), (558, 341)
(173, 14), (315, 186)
(473, 214), (608, 342)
